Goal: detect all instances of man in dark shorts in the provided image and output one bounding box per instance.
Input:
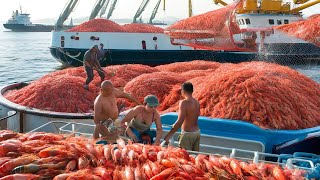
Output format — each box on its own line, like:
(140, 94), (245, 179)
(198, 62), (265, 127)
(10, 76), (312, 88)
(83, 45), (106, 90)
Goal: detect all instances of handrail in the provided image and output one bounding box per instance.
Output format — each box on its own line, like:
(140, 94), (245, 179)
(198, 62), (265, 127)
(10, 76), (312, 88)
(27, 121), (69, 133)
(0, 110), (17, 121)
(28, 121), (319, 176)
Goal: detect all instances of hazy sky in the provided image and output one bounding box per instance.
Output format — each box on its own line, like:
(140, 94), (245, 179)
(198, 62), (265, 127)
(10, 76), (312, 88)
(0, 0), (319, 22)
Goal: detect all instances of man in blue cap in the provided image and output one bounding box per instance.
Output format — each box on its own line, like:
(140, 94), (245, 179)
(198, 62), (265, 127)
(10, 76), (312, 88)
(121, 95), (163, 145)
(83, 45), (106, 90)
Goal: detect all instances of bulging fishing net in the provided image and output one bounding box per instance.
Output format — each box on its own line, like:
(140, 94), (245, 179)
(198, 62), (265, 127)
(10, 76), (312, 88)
(165, 1), (320, 66)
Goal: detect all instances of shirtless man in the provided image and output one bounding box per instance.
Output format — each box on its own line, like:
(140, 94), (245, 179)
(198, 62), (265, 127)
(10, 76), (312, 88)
(93, 80), (140, 139)
(83, 45), (107, 90)
(164, 82), (201, 151)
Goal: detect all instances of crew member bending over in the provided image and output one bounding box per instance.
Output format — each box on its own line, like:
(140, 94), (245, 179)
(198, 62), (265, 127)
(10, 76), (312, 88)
(93, 80), (140, 140)
(121, 95), (163, 145)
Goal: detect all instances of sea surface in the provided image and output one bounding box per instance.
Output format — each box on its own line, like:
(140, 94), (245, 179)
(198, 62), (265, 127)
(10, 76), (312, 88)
(0, 26), (319, 87)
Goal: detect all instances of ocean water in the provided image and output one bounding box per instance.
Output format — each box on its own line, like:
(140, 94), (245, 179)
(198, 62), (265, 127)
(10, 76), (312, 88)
(0, 26), (319, 87)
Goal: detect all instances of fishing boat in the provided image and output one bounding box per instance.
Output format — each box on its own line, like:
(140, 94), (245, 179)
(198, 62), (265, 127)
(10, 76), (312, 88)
(49, 0), (319, 66)
(3, 7), (74, 32)
(49, 0), (259, 67)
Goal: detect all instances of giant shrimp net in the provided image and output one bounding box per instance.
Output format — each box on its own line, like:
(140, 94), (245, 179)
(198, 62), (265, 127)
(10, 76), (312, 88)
(3, 61), (320, 130)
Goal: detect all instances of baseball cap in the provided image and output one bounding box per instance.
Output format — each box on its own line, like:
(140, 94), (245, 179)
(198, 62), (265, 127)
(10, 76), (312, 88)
(144, 95), (159, 107)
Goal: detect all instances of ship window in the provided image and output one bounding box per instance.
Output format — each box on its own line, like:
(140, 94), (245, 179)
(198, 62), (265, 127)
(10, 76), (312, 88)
(277, 19), (282, 25)
(269, 19), (274, 25)
(60, 36), (65, 40)
(284, 19), (289, 24)
(245, 18), (251, 24)
(237, 20), (241, 25)
(241, 19), (245, 25)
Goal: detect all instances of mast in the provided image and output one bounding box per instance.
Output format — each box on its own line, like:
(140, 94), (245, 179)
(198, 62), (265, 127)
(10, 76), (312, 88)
(149, 0), (162, 24)
(89, 0), (107, 20)
(106, 0), (118, 19)
(55, 0), (79, 31)
(99, 0), (111, 17)
(133, 0), (151, 23)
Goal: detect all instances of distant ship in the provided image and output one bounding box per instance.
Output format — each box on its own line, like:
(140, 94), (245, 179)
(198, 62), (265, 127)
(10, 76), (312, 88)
(3, 8), (74, 32)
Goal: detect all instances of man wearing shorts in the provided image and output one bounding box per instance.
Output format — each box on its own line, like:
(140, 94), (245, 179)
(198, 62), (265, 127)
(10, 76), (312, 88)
(93, 80), (140, 140)
(164, 82), (201, 151)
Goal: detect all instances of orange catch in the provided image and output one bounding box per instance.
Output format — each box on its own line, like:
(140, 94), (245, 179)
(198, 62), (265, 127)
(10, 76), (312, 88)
(134, 164), (146, 180)
(230, 160), (242, 175)
(66, 160), (77, 172)
(0, 154), (38, 173)
(123, 166), (134, 180)
(272, 166), (287, 180)
(161, 159), (176, 168)
(143, 163), (153, 179)
(150, 168), (175, 180)
(78, 156), (89, 169)
(103, 145), (112, 160)
(0, 173), (40, 180)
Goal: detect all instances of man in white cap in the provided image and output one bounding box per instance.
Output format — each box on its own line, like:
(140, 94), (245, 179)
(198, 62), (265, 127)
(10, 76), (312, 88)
(83, 45), (106, 90)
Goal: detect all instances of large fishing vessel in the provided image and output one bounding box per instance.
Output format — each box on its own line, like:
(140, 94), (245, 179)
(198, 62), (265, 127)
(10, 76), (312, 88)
(3, 8), (74, 32)
(49, 0), (319, 66)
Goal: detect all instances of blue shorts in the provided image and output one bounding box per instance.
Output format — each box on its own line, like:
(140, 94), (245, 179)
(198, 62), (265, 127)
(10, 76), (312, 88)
(130, 128), (156, 144)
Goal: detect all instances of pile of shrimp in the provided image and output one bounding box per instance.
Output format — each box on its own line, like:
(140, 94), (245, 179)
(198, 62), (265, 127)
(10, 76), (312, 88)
(274, 14), (320, 47)
(122, 24), (164, 33)
(0, 130), (307, 180)
(4, 61), (320, 130)
(66, 19), (165, 33)
(66, 19), (125, 32)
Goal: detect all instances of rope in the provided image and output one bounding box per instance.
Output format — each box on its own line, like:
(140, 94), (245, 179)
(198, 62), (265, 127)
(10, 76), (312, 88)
(57, 48), (111, 63)
(57, 47), (84, 63)
(56, 48), (116, 76)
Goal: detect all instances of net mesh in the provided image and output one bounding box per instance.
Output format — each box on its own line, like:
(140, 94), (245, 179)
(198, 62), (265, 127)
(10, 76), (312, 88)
(164, 1), (320, 66)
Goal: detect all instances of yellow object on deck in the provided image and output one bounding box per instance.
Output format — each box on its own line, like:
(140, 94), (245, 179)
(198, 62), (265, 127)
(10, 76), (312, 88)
(290, 0), (320, 12)
(244, 0), (258, 11)
(293, 0), (310, 4)
(212, 0), (228, 6)
(261, 0), (282, 11)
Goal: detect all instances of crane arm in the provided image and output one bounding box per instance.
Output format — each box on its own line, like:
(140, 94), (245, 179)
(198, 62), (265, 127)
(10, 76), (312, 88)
(290, 0), (320, 12)
(212, 0), (228, 6)
(149, 0), (162, 24)
(133, 0), (151, 23)
(188, 0), (193, 17)
(89, 0), (107, 20)
(55, 0), (79, 30)
(107, 0), (118, 19)
(99, 0), (110, 17)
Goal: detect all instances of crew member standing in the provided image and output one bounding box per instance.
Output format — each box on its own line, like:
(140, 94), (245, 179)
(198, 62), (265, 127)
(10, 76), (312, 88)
(164, 82), (201, 151)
